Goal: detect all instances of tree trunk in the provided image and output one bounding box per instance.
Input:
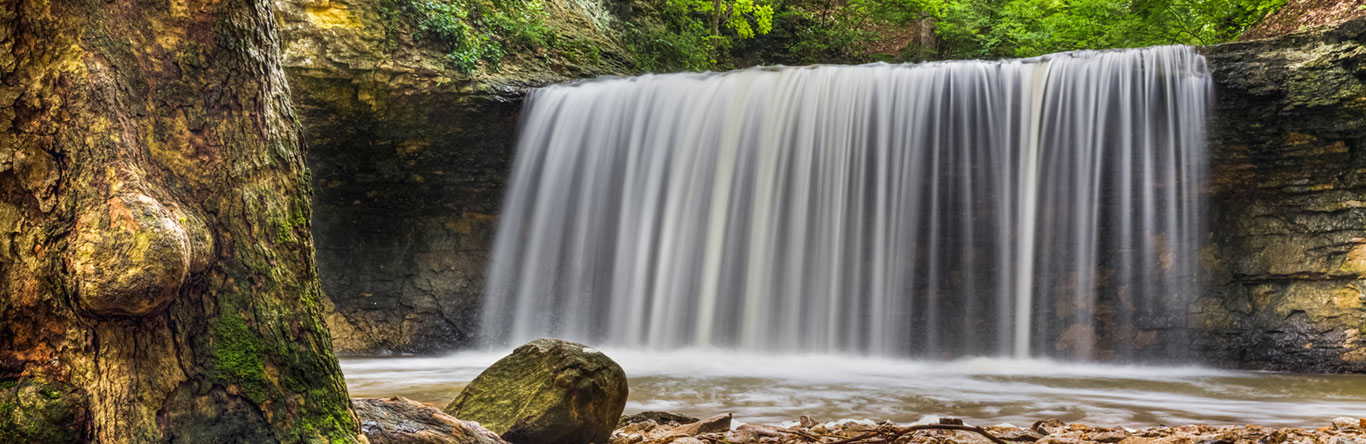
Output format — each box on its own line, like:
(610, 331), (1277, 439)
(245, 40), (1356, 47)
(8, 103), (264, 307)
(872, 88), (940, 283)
(0, 0), (361, 442)
(711, 0), (723, 58)
(712, 0), (723, 37)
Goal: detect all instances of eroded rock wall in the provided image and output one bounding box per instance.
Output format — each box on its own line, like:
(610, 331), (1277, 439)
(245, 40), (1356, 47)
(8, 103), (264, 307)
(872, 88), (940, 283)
(1197, 16), (1366, 372)
(274, 0), (635, 353)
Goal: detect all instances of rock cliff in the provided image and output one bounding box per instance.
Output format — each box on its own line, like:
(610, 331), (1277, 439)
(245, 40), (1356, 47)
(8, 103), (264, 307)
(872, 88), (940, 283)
(274, 0), (635, 352)
(1198, 15), (1366, 372)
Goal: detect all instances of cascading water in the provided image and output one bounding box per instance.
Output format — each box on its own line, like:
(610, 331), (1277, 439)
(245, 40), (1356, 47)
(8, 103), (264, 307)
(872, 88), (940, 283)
(480, 46), (1211, 360)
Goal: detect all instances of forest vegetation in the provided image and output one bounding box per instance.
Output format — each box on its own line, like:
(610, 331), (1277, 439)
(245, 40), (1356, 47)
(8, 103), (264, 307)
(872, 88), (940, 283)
(377, 0), (1291, 73)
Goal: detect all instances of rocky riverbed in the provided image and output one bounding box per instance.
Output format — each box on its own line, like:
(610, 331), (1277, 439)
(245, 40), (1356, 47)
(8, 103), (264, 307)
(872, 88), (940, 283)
(347, 339), (1366, 444)
(355, 396), (1366, 444)
(612, 416), (1366, 444)
(611, 414), (1366, 444)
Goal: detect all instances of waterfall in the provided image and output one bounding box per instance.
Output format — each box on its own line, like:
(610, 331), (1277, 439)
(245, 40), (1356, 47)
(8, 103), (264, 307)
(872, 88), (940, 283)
(480, 46), (1211, 360)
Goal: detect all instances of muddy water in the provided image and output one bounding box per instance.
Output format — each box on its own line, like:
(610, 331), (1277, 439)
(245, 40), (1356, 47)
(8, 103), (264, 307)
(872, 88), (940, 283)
(340, 350), (1366, 427)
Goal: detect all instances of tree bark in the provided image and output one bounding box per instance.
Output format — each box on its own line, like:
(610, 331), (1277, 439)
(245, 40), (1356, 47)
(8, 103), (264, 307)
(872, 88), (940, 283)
(712, 0), (723, 57)
(0, 0), (361, 442)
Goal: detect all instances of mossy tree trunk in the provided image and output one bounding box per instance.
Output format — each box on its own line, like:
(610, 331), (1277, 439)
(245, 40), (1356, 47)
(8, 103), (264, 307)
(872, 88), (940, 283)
(0, 0), (361, 442)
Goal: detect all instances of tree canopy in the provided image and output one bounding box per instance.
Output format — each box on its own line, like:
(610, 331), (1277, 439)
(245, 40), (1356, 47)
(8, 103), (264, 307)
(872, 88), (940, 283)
(377, 0), (1288, 73)
(629, 0), (1287, 70)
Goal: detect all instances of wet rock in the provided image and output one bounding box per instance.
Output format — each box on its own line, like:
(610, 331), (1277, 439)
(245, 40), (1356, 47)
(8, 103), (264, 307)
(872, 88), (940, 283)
(444, 338), (629, 444)
(611, 421), (659, 444)
(725, 424), (786, 442)
(354, 396), (507, 444)
(1334, 417), (1364, 429)
(671, 413), (732, 435)
(1068, 423), (1095, 432)
(1197, 439), (1233, 444)
(1090, 430), (1131, 443)
(1198, 15), (1366, 373)
(620, 411), (700, 428)
(993, 427), (1045, 442)
(1034, 418), (1067, 435)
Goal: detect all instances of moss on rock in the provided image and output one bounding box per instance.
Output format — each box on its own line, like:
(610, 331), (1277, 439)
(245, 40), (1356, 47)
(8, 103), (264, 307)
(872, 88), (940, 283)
(0, 379), (87, 443)
(443, 338), (628, 444)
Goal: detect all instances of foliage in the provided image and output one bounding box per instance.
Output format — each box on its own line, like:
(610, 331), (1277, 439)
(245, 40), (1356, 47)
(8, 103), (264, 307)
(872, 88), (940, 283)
(625, 0), (716, 71)
(775, 0), (885, 63)
(933, 0), (1288, 59)
(777, 0), (943, 63)
(380, 0), (553, 73)
(632, 0), (1286, 69)
(629, 0), (776, 71)
(723, 0), (779, 39)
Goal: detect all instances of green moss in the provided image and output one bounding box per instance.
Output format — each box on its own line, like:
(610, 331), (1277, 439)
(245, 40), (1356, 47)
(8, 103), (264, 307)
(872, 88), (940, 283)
(0, 380), (84, 444)
(211, 303), (269, 404)
(557, 35), (603, 65)
(212, 277), (357, 443)
(267, 201), (312, 246)
(208, 184), (358, 442)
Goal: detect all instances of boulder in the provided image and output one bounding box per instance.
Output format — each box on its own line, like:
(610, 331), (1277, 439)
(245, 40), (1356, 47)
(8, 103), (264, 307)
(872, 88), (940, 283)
(355, 396), (508, 444)
(444, 338), (629, 444)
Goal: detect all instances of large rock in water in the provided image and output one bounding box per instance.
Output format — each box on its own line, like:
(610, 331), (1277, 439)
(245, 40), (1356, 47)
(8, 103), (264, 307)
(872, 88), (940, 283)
(444, 338), (629, 444)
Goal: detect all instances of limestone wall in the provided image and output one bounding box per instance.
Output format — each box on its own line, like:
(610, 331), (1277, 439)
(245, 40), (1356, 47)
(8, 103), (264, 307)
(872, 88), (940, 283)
(274, 0), (633, 352)
(1198, 16), (1366, 372)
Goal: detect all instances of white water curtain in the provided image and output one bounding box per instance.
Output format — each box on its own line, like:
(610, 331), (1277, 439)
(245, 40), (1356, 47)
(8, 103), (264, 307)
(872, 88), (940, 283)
(481, 46), (1211, 360)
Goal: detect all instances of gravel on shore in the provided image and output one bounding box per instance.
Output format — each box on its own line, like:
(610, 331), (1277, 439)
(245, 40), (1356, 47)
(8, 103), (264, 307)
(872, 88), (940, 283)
(611, 414), (1366, 444)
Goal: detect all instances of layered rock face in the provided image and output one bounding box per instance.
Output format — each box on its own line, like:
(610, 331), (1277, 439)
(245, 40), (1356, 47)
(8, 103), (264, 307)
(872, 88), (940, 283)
(274, 0), (634, 352)
(1197, 16), (1366, 372)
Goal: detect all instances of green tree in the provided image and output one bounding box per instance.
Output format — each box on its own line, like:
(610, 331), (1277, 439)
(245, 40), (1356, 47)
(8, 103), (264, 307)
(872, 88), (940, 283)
(933, 0), (1287, 59)
(630, 0), (1286, 70)
(630, 0), (776, 70)
(699, 0), (778, 58)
